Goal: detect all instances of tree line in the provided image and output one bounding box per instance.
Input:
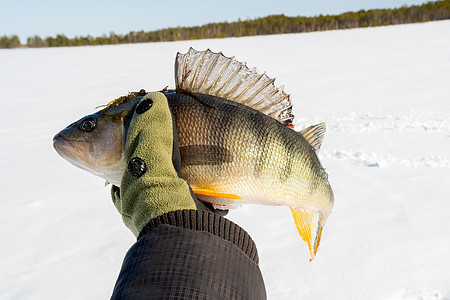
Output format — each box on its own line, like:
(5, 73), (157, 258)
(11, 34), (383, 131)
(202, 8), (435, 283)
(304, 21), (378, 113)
(1, 0), (449, 49)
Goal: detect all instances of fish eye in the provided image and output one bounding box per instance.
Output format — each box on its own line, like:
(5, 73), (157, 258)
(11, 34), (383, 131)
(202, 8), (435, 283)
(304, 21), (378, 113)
(80, 116), (96, 132)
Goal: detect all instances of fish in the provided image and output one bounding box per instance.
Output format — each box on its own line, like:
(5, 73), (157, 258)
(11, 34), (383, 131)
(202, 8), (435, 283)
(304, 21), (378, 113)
(53, 48), (334, 260)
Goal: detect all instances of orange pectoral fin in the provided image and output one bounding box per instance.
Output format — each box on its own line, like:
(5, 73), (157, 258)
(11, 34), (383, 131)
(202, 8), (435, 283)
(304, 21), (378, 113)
(291, 208), (324, 261)
(192, 188), (242, 200)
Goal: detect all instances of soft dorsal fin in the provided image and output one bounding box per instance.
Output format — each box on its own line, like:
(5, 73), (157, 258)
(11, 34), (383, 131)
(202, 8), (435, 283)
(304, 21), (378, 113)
(175, 48), (294, 127)
(299, 123), (326, 152)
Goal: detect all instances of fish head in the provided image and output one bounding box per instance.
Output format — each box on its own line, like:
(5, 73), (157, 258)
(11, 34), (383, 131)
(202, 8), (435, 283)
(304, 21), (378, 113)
(53, 94), (143, 185)
(53, 111), (127, 185)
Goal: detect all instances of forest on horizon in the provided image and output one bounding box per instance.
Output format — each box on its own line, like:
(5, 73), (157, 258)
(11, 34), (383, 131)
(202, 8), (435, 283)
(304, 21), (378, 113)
(1, 0), (449, 48)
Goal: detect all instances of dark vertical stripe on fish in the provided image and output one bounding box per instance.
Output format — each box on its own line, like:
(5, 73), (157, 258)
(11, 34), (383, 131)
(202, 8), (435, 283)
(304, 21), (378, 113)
(280, 146), (294, 183)
(180, 145), (233, 166)
(250, 111), (270, 178)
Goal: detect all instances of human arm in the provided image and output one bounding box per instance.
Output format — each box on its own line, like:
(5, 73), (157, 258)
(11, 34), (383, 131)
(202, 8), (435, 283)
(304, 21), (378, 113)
(110, 92), (266, 299)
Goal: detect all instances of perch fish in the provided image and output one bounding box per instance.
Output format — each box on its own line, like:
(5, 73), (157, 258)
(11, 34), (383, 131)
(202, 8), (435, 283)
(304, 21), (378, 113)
(53, 48), (334, 260)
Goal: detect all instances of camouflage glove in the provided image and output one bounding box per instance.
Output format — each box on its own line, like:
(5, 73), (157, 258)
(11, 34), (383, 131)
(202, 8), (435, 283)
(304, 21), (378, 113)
(111, 92), (207, 236)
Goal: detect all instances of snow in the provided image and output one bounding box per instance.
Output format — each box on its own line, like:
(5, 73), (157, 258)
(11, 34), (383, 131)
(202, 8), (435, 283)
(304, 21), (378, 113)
(1, 20), (449, 299)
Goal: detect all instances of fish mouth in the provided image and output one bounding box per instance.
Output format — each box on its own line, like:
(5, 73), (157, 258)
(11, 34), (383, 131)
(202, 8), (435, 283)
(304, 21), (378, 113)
(53, 133), (93, 171)
(53, 132), (126, 185)
(53, 134), (77, 158)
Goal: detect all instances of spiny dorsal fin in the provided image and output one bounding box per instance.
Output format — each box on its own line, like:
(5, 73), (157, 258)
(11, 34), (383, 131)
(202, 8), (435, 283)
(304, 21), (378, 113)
(175, 48), (294, 127)
(299, 123), (326, 152)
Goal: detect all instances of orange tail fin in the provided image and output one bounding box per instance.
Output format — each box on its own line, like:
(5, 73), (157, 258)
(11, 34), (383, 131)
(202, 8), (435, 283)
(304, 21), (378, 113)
(290, 208), (324, 261)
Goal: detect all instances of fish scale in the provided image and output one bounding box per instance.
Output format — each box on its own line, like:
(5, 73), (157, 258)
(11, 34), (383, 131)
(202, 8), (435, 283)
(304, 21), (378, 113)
(166, 91), (331, 215)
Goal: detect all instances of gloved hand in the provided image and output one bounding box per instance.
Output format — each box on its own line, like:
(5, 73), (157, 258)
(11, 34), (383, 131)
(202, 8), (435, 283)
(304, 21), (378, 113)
(110, 91), (208, 236)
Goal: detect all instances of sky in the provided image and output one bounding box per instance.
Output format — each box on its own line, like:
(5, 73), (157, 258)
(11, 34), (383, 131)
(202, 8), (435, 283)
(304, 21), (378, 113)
(0, 0), (432, 43)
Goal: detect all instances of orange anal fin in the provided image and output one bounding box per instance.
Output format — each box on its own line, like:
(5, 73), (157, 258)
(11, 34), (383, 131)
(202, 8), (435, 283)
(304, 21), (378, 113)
(290, 208), (323, 261)
(192, 188), (242, 200)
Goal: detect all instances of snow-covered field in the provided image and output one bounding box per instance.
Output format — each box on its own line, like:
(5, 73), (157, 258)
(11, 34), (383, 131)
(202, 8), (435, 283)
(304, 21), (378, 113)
(1, 20), (449, 299)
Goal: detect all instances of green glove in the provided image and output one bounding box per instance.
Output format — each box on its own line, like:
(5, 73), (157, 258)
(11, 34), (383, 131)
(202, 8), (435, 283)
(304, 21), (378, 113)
(111, 91), (205, 236)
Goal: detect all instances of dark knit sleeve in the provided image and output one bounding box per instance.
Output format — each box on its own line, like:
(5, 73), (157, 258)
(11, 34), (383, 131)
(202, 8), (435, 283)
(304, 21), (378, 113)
(111, 210), (267, 300)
